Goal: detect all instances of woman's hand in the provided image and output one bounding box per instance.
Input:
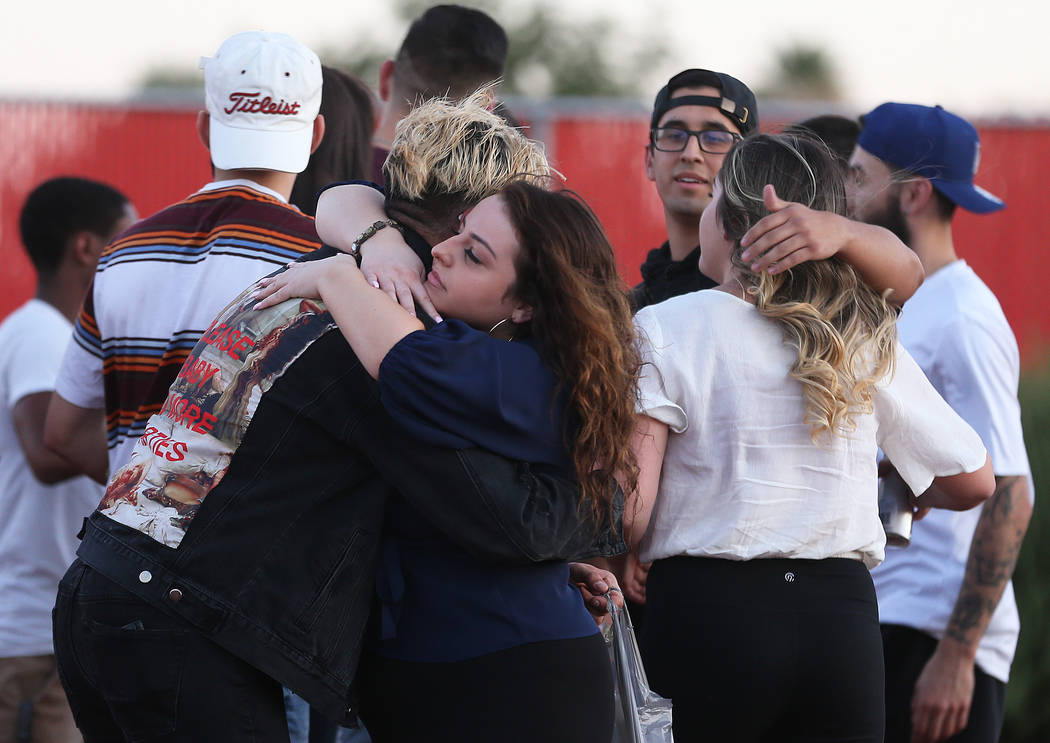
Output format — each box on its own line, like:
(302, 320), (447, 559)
(252, 255), (360, 310)
(314, 184), (440, 320)
(359, 233), (442, 322)
(569, 562), (623, 626)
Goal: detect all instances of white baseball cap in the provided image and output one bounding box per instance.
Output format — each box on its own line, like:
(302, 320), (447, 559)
(200, 31), (322, 173)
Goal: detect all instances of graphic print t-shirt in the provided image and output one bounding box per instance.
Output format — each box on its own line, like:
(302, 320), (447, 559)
(98, 283), (336, 547)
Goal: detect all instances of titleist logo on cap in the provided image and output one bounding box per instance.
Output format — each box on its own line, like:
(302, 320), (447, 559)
(224, 92), (302, 116)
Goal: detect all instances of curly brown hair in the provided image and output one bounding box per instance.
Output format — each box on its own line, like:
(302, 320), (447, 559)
(499, 181), (640, 521)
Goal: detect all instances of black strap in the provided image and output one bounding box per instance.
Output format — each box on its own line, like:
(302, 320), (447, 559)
(658, 95), (750, 126)
(16, 700), (33, 743)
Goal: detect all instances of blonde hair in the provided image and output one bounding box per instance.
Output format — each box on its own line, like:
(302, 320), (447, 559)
(383, 87), (549, 204)
(717, 133), (898, 441)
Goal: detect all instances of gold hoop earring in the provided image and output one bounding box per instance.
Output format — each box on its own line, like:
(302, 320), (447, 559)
(487, 317), (514, 340)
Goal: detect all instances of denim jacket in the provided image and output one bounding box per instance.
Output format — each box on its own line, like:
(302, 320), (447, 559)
(77, 275), (623, 724)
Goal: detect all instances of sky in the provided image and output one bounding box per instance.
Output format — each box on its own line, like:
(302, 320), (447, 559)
(4, 0), (1048, 120)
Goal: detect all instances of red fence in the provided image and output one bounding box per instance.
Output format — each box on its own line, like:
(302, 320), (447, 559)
(2, 101), (1048, 364)
(0, 102), (206, 310)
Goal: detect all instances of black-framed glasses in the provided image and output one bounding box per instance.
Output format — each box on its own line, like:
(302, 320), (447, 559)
(650, 127), (741, 154)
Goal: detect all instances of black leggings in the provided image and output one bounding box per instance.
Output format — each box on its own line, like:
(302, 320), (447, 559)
(641, 556), (884, 743)
(358, 633), (613, 743)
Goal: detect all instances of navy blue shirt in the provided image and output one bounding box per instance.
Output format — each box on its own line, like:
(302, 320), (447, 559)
(380, 320), (571, 472)
(374, 321), (598, 662)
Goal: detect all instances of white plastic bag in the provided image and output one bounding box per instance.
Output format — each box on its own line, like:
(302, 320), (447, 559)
(603, 592), (674, 743)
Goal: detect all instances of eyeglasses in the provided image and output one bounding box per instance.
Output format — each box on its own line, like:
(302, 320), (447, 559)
(650, 127), (742, 154)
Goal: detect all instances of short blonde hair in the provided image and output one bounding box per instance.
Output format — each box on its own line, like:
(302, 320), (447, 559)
(383, 87), (549, 204)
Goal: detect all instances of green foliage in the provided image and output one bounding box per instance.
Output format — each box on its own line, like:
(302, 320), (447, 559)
(320, 38), (388, 88)
(1001, 362), (1050, 741)
(758, 44), (841, 101)
(138, 67), (203, 90)
(499, 5), (666, 98)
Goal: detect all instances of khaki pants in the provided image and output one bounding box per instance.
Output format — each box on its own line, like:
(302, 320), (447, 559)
(0, 655), (80, 743)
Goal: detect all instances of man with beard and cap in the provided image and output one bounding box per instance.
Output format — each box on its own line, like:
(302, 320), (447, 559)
(849, 102), (1033, 743)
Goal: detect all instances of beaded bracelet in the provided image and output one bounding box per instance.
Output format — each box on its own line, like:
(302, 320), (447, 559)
(348, 219), (404, 263)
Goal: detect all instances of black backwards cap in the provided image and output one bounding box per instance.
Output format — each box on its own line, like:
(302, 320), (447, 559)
(650, 69), (758, 137)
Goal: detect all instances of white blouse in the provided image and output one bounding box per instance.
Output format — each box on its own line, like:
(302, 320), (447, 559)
(634, 290), (987, 569)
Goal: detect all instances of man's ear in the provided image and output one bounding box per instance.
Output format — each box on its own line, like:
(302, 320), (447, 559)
(68, 231), (102, 269)
(511, 304), (534, 324)
(900, 177), (934, 216)
(196, 111), (211, 150)
(378, 60), (395, 103)
(643, 144), (655, 183)
(310, 114), (326, 154)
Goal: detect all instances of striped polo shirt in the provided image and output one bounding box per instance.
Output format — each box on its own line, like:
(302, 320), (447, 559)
(55, 180), (321, 475)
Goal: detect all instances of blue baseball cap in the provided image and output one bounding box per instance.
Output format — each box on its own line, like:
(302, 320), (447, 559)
(857, 103), (1005, 214)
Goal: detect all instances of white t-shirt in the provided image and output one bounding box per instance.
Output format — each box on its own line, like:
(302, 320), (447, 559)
(634, 290), (987, 570)
(0, 300), (103, 657)
(871, 260), (1033, 682)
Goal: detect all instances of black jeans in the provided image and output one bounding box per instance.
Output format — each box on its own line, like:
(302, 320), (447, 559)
(53, 560), (290, 743)
(642, 556), (885, 743)
(882, 624), (1006, 743)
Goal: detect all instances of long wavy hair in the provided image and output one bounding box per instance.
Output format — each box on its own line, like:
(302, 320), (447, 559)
(716, 133), (898, 440)
(499, 181), (640, 521)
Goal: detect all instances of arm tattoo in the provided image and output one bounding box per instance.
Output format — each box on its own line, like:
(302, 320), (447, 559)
(989, 475), (1020, 518)
(945, 595), (997, 643)
(944, 475), (1031, 649)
